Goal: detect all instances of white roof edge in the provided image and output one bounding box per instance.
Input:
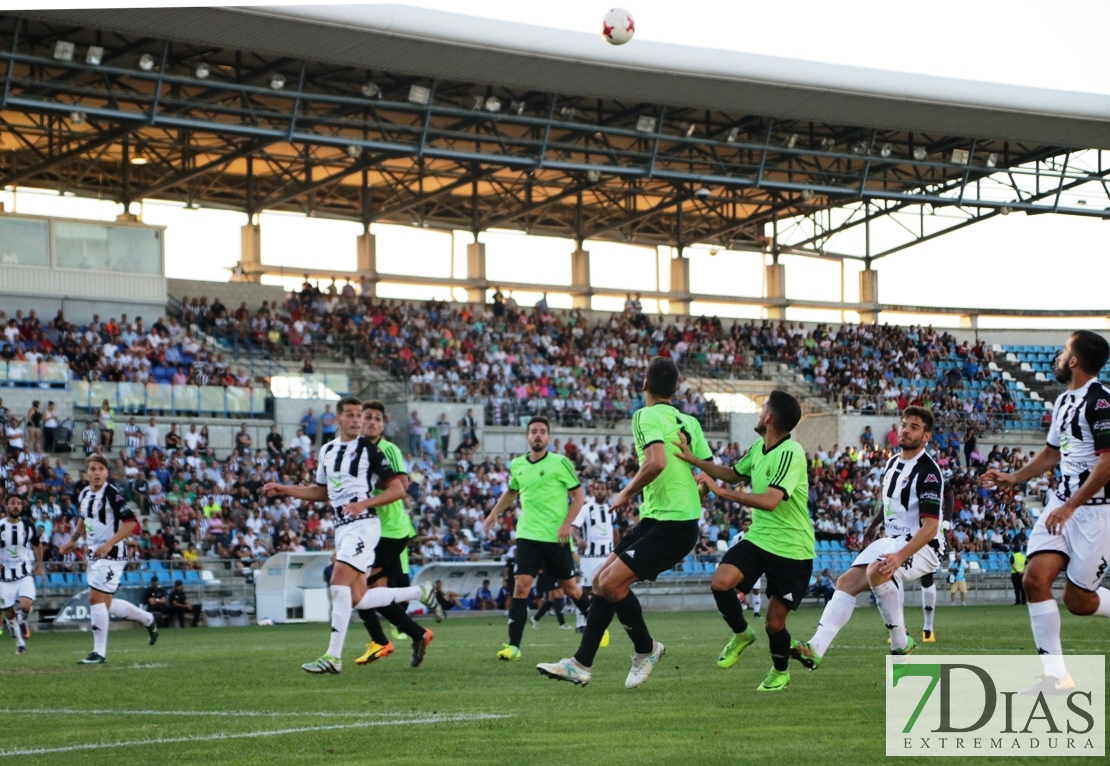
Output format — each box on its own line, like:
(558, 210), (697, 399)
(242, 4), (1110, 123)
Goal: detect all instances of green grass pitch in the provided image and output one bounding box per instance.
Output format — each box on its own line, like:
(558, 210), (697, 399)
(1, 605), (1106, 765)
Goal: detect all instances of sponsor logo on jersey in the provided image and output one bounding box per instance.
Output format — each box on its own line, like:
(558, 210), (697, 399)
(924, 474), (939, 483)
(1096, 399), (1110, 410)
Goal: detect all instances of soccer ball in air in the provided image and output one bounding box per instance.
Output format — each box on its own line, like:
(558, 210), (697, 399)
(602, 8), (635, 45)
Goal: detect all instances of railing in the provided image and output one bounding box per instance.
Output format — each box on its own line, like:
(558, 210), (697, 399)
(0, 360), (70, 387)
(73, 381), (271, 418)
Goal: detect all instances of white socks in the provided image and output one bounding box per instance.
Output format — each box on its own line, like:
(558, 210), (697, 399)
(1028, 599), (1067, 679)
(327, 585), (352, 659)
(14, 611), (25, 648)
(921, 585), (937, 631)
(354, 585), (422, 611)
(808, 589), (855, 657)
(91, 602), (109, 657)
(1095, 588), (1110, 618)
(751, 593), (761, 614)
(873, 580), (907, 651)
(109, 599), (154, 627)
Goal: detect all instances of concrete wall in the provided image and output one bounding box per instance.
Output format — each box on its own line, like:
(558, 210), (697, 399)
(0, 295), (166, 327)
(167, 278), (286, 310)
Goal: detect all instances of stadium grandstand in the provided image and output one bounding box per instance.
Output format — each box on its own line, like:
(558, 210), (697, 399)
(0, 1), (1105, 621)
(1, 3), (1108, 635)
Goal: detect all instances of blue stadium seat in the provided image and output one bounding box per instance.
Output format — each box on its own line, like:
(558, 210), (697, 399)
(183, 570), (201, 584)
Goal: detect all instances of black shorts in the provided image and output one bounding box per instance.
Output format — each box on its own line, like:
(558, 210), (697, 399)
(615, 518), (699, 582)
(514, 538), (575, 581)
(369, 536), (410, 583)
(722, 539), (813, 612)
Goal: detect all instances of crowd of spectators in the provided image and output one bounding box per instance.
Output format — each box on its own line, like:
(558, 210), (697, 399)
(182, 281), (1031, 436)
(0, 307), (256, 388)
(187, 281), (739, 431)
(763, 321), (1022, 431)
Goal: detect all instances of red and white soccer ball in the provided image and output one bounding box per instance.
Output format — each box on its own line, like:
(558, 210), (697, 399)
(602, 8), (635, 45)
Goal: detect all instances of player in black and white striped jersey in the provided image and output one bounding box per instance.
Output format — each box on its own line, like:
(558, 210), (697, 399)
(0, 494), (43, 654)
(262, 396), (442, 675)
(792, 406), (945, 670)
(59, 455), (158, 664)
(571, 485), (618, 636)
(981, 331), (1110, 696)
(124, 417), (142, 458)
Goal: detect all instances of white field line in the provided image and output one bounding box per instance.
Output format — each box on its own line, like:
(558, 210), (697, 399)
(0, 712), (509, 757)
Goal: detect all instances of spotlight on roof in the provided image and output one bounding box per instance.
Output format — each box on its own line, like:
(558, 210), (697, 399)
(681, 122), (696, 138)
(785, 134), (797, 149)
(510, 100), (526, 115)
(586, 169), (601, 182)
(69, 111), (86, 125)
(999, 205), (1012, 216)
(801, 189), (815, 201)
(361, 81), (380, 99)
(912, 146), (927, 161)
(851, 141), (867, 155)
(130, 155), (148, 165)
(726, 127), (741, 143)
(471, 95), (485, 110)
(53, 41), (75, 62)
(694, 185), (711, 199)
(820, 137), (835, 150)
(559, 106), (576, 120)
(879, 143), (892, 158)
(950, 148), (970, 165)
(635, 115), (657, 133)
(85, 46), (104, 66)
(269, 73), (286, 90)
(194, 62), (210, 80)
(985, 152), (998, 168)
(407, 85), (431, 105)
(346, 144), (363, 159)
(484, 96), (501, 113)
(138, 53), (155, 71)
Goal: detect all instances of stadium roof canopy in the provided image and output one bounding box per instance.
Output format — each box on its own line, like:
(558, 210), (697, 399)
(3, 4), (1110, 262)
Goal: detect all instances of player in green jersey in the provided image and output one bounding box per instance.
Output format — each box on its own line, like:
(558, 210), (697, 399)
(675, 390), (813, 692)
(354, 400), (439, 668)
(483, 416), (590, 661)
(537, 356), (713, 689)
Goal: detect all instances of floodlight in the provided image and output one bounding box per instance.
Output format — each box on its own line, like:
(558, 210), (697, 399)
(408, 84), (431, 105)
(138, 53), (155, 71)
(985, 153), (998, 168)
(194, 63), (210, 80)
(484, 96), (501, 113)
(270, 73), (286, 90)
(635, 115), (656, 133)
(361, 81), (380, 98)
(912, 147), (927, 161)
(53, 41), (75, 62)
(85, 46), (104, 66)
(879, 143), (892, 158)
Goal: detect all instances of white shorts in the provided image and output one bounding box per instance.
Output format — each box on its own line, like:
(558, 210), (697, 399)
(851, 537), (942, 585)
(1028, 493), (1110, 592)
(88, 558), (126, 594)
(580, 557), (607, 587)
(751, 575), (765, 591)
(0, 576), (35, 608)
(335, 517), (381, 573)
